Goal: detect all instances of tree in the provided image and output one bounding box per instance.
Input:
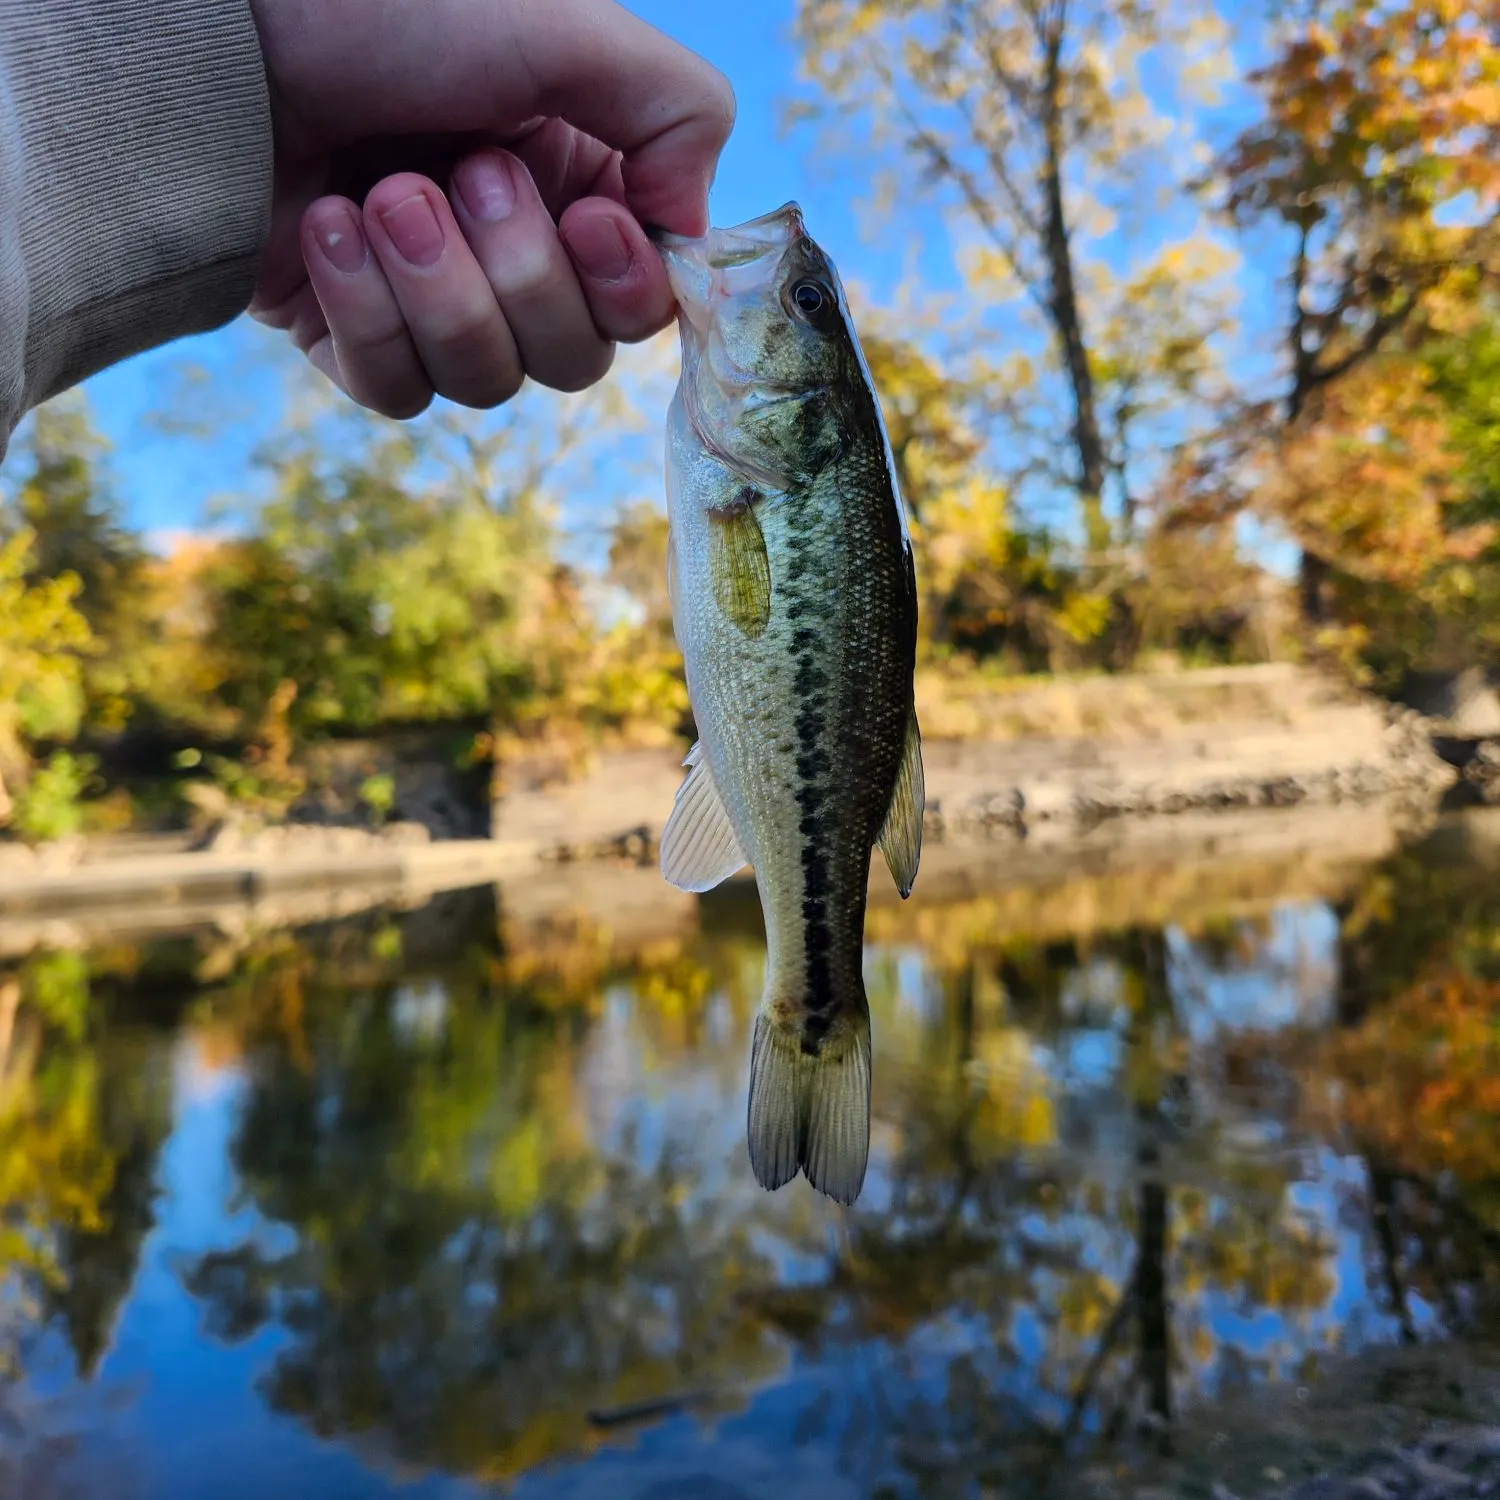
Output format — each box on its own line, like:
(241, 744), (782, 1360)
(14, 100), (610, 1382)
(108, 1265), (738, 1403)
(204, 400), (579, 741)
(1216, 0), (1500, 622)
(1086, 236), (1240, 535)
(858, 327), (986, 529)
(793, 0), (1233, 548)
(0, 952), (173, 1381)
(4, 398), (154, 736)
(857, 318), (1148, 668)
(179, 918), (783, 1484)
(1262, 345), (1494, 677)
(0, 530), (91, 822)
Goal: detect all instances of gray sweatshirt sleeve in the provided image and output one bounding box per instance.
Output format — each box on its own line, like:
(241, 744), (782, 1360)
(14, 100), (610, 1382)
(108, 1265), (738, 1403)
(0, 0), (273, 459)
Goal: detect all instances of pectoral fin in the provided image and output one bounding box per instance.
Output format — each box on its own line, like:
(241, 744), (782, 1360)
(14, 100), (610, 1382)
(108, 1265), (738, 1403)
(709, 490), (772, 638)
(660, 740), (749, 892)
(876, 708), (924, 899)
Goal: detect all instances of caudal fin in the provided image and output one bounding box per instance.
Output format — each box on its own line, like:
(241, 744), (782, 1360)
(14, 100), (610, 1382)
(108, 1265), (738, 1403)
(747, 1010), (871, 1206)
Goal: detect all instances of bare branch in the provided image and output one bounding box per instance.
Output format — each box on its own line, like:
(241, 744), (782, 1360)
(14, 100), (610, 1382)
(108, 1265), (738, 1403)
(1302, 294), (1417, 396)
(953, 93), (1043, 239)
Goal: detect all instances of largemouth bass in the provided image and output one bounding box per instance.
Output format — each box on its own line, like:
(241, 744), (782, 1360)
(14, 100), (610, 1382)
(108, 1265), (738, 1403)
(654, 202), (924, 1207)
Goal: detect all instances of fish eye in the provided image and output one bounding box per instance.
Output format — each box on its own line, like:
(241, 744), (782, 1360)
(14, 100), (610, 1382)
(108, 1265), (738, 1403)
(791, 279), (829, 317)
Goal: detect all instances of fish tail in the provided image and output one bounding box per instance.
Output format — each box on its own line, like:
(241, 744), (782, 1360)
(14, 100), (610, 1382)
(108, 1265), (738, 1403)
(747, 1004), (871, 1207)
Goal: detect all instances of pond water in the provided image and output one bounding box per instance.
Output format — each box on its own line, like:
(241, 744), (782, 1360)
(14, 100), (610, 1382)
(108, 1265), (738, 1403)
(2, 810), (1499, 1499)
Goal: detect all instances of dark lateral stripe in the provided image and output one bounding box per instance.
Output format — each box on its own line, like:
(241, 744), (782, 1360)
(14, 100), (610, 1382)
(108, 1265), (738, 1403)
(793, 649), (834, 1028)
(783, 500), (861, 1051)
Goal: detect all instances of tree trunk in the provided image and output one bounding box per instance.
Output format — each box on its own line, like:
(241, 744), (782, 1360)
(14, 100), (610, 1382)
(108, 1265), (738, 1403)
(1298, 548), (1331, 626)
(0, 976), (18, 1081)
(1286, 242), (1331, 629)
(1122, 927), (1176, 1443)
(1039, 23), (1107, 529)
(486, 716), (505, 840)
(1368, 1160), (1417, 1344)
(1135, 1171), (1173, 1435)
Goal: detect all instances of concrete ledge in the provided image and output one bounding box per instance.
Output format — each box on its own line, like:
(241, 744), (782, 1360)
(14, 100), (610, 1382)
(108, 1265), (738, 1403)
(0, 839), (534, 918)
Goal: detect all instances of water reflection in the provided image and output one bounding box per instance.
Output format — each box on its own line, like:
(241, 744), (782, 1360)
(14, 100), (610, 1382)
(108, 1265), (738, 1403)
(0, 813), (1497, 1497)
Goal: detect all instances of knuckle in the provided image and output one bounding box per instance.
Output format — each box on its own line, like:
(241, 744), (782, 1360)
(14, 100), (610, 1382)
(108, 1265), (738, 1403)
(444, 376), (525, 411)
(338, 340), (433, 419)
(442, 359), (525, 410)
(601, 299), (672, 346)
(370, 388), (434, 422)
(290, 303), (330, 356)
(339, 318), (415, 369)
(490, 245), (559, 302)
(420, 316), (524, 407)
(423, 314), (501, 366)
(543, 342), (615, 394)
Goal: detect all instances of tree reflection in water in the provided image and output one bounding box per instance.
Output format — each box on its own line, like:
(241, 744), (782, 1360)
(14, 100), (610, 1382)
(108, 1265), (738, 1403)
(0, 825), (1495, 1496)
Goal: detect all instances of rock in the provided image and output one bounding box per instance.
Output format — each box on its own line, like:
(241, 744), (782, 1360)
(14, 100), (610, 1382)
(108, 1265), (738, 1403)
(193, 819), (247, 855)
(1464, 742), (1500, 803)
(1398, 667), (1500, 736)
(921, 800), (946, 841)
(1282, 1481), (1391, 1499)
(379, 820), (432, 846)
(1433, 1428), (1500, 1463)
(616, 827), (652, 863)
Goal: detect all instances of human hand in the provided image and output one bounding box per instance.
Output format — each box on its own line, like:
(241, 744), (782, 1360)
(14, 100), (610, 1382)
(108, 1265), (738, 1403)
(246, 0), (734, 418)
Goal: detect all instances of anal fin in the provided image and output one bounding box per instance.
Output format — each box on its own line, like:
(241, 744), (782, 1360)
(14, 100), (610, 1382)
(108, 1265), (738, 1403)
(660, 740), (748, 893)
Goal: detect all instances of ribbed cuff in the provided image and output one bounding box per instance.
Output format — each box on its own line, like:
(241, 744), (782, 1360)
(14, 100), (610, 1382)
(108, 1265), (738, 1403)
(2, 0), (272, 424)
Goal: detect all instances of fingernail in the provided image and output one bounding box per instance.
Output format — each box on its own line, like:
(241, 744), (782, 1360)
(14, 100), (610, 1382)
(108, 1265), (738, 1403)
(567, 217), (633, 283)
(379, 193), (444, 268)
(455, 152), (516, 223)
(313, 206), (367, 275)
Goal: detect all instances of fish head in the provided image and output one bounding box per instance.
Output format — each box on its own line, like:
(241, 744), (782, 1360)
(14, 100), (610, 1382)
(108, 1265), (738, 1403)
(654, 203), (867, 492)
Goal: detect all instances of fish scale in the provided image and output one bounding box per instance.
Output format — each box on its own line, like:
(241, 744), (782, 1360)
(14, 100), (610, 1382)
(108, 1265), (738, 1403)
(654, 203), (924, 1207)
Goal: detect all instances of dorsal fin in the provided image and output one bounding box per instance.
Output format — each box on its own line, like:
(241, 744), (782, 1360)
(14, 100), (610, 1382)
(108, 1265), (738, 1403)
(876, 707), (924, 899)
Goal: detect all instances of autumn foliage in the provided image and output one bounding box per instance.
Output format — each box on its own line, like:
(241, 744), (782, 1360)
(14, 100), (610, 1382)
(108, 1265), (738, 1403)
(1, 0), (1499, 827)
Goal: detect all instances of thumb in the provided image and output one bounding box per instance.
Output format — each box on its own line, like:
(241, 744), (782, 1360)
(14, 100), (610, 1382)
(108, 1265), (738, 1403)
(262, 0), (734, 236)
(522, 0), (735, 235)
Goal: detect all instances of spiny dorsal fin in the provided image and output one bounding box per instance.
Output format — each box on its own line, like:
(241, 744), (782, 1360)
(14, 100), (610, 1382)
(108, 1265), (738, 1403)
(709, 489), (771, 638)
(747, 1010), (871, 1207)
(877, 707), (924, 899)
(660, 740), (748, 893)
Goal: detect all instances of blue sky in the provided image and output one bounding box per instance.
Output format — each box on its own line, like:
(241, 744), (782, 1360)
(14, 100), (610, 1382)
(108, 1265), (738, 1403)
(65, 0), (1294, 562)
(76, 0), (912, 540)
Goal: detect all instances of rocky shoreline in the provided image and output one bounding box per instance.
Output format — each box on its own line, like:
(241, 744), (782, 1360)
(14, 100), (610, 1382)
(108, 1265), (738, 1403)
(935, 706), (1449, 836)
(519, 697), (1457, 866)
(0, 667), (1468, 906)
(1237, 1429), (1500, 1499)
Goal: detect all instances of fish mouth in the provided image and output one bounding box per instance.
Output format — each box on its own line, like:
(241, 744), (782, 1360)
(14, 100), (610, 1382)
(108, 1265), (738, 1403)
(647, 202), (806, 263)
(653, 203), (814, 467)
(650, 201), (807, 329)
